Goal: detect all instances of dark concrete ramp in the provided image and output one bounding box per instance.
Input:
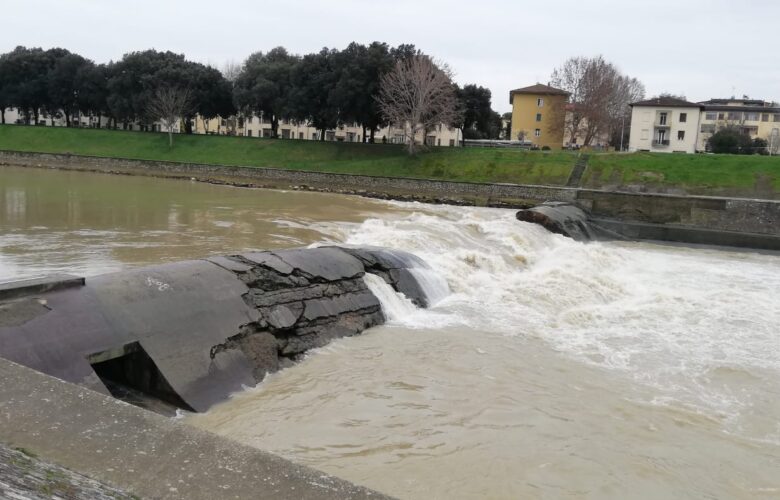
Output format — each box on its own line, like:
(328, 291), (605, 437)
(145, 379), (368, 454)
(516, 202), (607, 242)
(0, 246), (435, 413)
(0, 260), (258, 412)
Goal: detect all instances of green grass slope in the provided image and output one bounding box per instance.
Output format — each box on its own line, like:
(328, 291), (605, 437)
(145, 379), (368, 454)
(0, 125), (575, 185)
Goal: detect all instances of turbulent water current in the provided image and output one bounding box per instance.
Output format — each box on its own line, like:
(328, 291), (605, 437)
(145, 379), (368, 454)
(191, 204), (780, 499)
(2, 167), (779, 499)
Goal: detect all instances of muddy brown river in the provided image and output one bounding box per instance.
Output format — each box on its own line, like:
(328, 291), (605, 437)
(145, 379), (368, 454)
(2, 165), (780, 499)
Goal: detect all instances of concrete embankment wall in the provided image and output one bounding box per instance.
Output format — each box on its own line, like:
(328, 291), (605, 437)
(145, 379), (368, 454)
(0, 358), (390, 500)
(1, 150), (778, 248)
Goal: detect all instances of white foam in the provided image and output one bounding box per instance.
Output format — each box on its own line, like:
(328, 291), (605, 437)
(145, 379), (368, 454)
(339, 204), (780, 427)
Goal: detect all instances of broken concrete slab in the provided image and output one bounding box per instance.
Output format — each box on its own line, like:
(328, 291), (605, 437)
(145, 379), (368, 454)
(0, 246), (439, 414)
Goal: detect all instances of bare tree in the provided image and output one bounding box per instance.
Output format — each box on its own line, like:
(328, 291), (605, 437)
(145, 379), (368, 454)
(377, 55), (457, 155)
(146, 87), (193, 147)
(551, 56), (644, 148)
(221, 60), (241, 83)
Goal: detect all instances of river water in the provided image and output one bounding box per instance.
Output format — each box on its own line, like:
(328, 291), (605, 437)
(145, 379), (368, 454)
(3, 166), (780, 499)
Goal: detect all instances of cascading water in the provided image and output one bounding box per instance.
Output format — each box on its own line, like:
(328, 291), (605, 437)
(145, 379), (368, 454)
(190, 203), (780, 500)
(362, 273), (418, 322)
(407, 266), (450, 306)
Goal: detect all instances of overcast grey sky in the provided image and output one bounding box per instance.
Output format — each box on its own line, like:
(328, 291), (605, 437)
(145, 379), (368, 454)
(2, 0), (778, 113)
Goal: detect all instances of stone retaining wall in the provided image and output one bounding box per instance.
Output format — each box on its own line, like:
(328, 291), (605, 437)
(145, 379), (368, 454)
(1, 149), (778, 241)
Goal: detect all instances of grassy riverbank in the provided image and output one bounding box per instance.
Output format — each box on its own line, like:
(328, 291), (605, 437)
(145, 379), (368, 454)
(0, 125), (574, 185)
(584, 152), (780, 192)
(1, 125), (779, 195)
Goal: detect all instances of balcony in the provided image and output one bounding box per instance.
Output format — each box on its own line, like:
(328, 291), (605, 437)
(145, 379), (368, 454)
(653, 139), (670, 148)
(654, 121), (671, 128)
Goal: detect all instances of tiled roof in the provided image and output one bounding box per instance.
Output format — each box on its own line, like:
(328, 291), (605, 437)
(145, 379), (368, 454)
(630, 97), (702, 108)
(509, 83), (569, 103)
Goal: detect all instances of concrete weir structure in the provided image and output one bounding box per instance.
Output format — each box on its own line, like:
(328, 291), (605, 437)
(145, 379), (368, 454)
(0, 246), (432, 414)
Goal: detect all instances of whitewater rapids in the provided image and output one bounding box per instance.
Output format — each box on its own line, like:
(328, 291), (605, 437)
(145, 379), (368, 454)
(189, 203), (780, 500)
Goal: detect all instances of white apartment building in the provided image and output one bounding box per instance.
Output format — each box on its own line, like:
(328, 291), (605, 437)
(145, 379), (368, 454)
(628, 97), (702, 154)
(1, 104), (462, 147)
(1, 106), (179, 132)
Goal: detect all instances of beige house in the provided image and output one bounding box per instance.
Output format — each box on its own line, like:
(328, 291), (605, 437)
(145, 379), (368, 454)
(696, 98), (780, 152)
(194, 113), (462, 146)
(628, 97), (703, 154)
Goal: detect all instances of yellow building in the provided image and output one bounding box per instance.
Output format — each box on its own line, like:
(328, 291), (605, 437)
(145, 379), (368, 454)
(509, 83), (569, 149)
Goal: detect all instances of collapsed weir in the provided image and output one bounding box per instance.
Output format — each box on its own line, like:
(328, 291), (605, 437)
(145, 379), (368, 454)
(517, 202), (628, 242)
(0, 246), (442, 414)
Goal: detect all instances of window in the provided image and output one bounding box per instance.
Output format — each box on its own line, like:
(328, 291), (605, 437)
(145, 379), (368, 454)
(247, 129), (253, 137)
(762, 114), (769, 122)
(727, 112), (741, 120)
(449, 139), (455, 147)
(705, 112), (717, 120)
(537, 98), (544, 107)
(534, 128), (541, 137)
(299, 132), (304, 140)
(774, 114), (780, 122)
(677, 130), (685, 141)
(659, 112), (668, 125)
(679, 113), (687, 123)
(437, 138), (441, 146)
(700, 124), (716, 133)
(536, 113), (542, 122)
(718, 113), (725, 120)
(745, 112), (759, 122)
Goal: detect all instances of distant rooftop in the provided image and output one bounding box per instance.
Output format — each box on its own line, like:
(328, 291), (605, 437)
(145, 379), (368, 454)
(509, 83), (569, 103)
(700, 98), (767, 106)
(630, 97), (703, 109)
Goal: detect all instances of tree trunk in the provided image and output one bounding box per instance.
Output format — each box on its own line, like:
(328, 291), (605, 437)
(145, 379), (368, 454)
(184, 116), (193, 134)
(168, 130), (173, 147)
(271, 116), (279, 138)
(320, 128), (325, 141)
(65, 112), (71, 127)
(33, 109), (39, 124)
(407, 126), (416, 155)
(0, 108), (4, 124)
(370, 128), (375, 143)
(97, 115), (101, 128)
(362, 125), (367, 143)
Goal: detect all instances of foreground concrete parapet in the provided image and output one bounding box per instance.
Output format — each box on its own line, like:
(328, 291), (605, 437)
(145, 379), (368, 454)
(1, 443), (136, 499)
(0, 358), (393, 500)
(0, 246), (431, 413)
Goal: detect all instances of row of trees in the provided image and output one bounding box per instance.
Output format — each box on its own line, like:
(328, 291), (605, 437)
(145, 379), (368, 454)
(0, 44), (503, 151)
(549, 55), (645, 148)
(0, 46), (233, 132)
(230, 43), (500, 146)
